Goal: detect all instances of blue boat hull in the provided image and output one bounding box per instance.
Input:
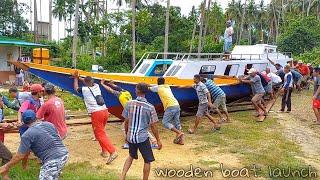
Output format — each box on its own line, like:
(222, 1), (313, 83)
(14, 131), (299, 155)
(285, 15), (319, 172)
(29, 68), (252, 119)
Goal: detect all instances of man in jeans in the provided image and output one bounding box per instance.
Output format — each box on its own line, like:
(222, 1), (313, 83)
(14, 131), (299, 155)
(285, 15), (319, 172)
(240, 68), (268, 116)
(120, 83), (162, 180)
(280, 65), (293, 113)
(150, 77), (184, 145)
(0, 110), (68, 180)
(73, 72), (117, 164)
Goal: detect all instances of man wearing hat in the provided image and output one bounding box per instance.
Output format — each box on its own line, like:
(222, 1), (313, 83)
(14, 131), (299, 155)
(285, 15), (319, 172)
(0, 110), (69, 180)
(17, 84), (43, 135)
(240, 68), (268, 116)
(223, 20), (234, 53)
(37, 84), (68, 139)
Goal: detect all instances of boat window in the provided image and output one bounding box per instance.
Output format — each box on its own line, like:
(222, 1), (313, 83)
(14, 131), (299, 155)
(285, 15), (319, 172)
(171, 65), (182, 76)
(252, 63), (268, 72)
(224, 64), (239, 76)
(138, 63), (150, 74)
(166, 65), (177, 76)
(244, 64), (253, 75)
(199, 65), (216, 75)
(149, 64), (171, 76)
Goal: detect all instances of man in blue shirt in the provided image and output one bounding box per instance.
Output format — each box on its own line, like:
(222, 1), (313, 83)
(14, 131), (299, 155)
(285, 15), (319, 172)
(0, 110), (69, 180)
(201, 77), (230, 123)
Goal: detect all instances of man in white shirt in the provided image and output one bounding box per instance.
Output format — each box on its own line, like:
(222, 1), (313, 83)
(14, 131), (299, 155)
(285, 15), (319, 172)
(73, 72), (118, 164)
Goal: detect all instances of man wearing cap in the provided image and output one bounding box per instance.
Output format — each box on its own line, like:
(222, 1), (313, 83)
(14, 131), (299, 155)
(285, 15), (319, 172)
(240, 68), (268, 116)
(0, 110), (69, 180)
(17, 84), (43, 135)
(37, 84), (68, 139)
(223, 20), (234, 53)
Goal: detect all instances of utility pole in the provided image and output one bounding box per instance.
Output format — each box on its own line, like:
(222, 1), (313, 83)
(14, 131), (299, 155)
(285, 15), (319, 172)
(33, 0), (38, 42)
(72, 0), (80, 68)
(49, 0), (52, 41)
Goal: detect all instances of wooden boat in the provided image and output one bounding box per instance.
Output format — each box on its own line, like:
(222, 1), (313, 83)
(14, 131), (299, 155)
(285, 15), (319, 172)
(11, 44), (291, 119)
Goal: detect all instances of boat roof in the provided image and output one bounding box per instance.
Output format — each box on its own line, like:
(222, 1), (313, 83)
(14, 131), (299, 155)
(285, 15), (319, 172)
(231, 44), (277, 55)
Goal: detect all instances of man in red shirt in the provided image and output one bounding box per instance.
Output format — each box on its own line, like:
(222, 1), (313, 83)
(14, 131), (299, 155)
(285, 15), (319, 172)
(296, 60), (310, 89)
(37, 84), (67, 139)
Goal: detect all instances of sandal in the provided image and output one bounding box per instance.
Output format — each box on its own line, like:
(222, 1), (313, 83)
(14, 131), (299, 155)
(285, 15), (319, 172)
(173, 133), (184, 144)
(188, 128), (194, 134)
(106, 153), (118, 164)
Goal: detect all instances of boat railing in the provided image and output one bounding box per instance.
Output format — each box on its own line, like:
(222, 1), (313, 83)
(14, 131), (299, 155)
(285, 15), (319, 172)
(131, 52), (185, 73)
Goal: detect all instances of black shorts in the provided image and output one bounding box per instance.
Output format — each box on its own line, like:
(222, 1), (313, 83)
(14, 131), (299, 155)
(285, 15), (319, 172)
(129, 138), (154, 163)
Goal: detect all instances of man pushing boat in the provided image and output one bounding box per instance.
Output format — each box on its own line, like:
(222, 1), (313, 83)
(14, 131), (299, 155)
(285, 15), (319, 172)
(149, 77), (184, 145)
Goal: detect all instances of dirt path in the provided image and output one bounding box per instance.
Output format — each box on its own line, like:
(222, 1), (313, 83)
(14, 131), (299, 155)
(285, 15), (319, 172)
(5, 117), (243, 179)
(272, 92), (320, 171)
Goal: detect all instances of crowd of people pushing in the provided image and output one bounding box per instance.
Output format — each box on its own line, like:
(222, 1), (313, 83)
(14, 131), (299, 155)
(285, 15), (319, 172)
(0, 58), (318, 179)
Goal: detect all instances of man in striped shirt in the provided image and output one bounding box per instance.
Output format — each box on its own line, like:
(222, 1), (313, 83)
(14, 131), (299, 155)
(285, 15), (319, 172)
(121, 83), (162, 180)
(280, 65), (293, 113)
(201, 77), (230, 123)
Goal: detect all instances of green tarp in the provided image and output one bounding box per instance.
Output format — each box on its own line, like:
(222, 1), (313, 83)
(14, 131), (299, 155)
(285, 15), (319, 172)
(0, 37), (47, 47)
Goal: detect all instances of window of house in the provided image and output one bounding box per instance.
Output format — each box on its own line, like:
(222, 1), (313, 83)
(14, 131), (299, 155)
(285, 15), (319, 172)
(244, 64), (253, 75)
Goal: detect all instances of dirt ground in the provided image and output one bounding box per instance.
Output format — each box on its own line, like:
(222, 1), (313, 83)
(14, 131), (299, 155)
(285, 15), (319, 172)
(4, 90), (320, 179)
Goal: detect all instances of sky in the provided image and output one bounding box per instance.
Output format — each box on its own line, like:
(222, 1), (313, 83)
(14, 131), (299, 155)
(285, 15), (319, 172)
(18, 0), (270, 41)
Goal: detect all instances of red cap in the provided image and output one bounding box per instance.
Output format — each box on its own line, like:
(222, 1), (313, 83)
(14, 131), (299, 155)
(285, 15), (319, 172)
(30, 84), (44, 93)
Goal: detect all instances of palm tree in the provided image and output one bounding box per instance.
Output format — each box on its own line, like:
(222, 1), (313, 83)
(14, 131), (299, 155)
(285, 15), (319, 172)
(52, 0), (68, 38)
(238, 0), (247, 44)
(164, 0), (170, 58)
(198, 0), (206, 54)
(131, 0), (137, 68)
(72, 0), (80, 68)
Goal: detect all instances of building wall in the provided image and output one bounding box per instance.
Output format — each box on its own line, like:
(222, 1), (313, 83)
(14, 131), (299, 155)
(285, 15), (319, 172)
(0, 46), (20, 83)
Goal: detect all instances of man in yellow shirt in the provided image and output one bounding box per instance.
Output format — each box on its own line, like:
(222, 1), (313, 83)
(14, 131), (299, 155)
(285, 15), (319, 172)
(100, 80), (158, 149)
(150, 77), (184, 145)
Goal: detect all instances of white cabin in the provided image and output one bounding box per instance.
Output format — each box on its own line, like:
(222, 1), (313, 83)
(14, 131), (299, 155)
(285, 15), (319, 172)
(132, 44), (292, 79)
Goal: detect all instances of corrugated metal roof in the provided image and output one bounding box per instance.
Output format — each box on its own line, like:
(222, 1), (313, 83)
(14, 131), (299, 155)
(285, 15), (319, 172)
(0, 37), (47, 47)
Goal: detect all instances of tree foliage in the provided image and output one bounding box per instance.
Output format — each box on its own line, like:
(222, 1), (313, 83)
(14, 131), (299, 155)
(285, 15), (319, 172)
(0, 0), (29, 38)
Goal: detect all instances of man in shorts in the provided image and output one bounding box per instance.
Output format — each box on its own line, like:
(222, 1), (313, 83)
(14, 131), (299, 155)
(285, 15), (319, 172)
(100, 80), (158, 149)
(312, 67), (320, 124)
(0, 110), (69, 180)
(201, 77), (230, 123)
(188, 74), (221, 134)
(240, 68), (268, 116)
(120, 83), (162, 180)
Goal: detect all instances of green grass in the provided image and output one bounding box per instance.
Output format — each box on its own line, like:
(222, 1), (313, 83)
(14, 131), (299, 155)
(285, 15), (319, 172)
(10, 160), (137, 180)
(196, 111), (316, 178)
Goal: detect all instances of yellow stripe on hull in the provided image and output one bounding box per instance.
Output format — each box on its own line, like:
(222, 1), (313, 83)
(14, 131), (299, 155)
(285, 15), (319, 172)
(22, 63), (240, 86)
